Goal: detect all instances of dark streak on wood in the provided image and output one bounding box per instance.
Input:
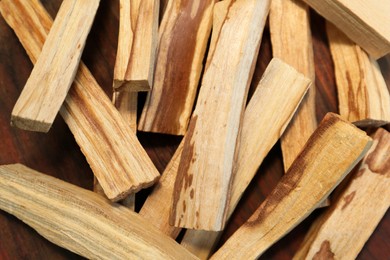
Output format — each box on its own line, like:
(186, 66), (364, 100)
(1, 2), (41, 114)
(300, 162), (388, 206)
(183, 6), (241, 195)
(366, 129), (390, 176)
(341, 191), (356, 210)
(313, 240), (335, 260)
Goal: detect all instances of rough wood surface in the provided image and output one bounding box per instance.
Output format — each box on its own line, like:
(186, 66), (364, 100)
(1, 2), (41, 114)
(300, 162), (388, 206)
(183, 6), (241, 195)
(301, 0), (390, 58)
(294, 128), (390, 260)
(0, 0), (160, 201)
(327, 22), (390, 127)
(112, 91), (138, 132)
(138, 0), (215, 135)
(0, 164), (196, 260)
(269, 0), (317, 172)
(181, 58), (311, 259)
(10, 0), (100, 133)
(121, 0), (159, 91)
(212, 113), (372, 259)
(170, 0), (270, 231)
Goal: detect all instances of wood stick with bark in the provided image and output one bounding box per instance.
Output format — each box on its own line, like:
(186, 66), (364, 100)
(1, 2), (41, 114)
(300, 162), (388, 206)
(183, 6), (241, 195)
(0, 0), (160, 201)
(327, 22), (390, 127)
(269, 0), (317, 172)
(294, 128), (390, 260)
(10, 0), (100, 132)
(301, 0), (390, 58)
(170, 0), (270, 231)
(138, 0), (216, 135)
(0, 164), (196, 260)
(212, 113), (372, 259)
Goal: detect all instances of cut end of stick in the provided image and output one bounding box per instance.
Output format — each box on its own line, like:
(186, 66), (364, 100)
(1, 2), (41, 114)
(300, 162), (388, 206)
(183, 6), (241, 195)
(115, 79), (151, 92)
(10, 114), (51, 133)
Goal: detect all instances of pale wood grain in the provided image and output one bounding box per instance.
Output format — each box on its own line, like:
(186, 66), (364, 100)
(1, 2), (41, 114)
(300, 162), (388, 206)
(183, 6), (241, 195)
(327, 23), (390, 127)
(212, 113), (372, 259)
(269, 0), (317, 172)
(181, 58), (311, 258)
(170, 0), (270, 231)
(0, 0), (160, 201)
(10, 0), (100, 132)
(0, 164), (197, 260)
(121, 0), (159, 91)
(301, 0), (390, 58)
(294, 128), (390, 260)
(138, 0), (215, 135)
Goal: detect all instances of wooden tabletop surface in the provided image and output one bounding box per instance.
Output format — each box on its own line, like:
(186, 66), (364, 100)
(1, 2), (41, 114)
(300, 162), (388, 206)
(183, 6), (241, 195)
(0, 1), (389, 259)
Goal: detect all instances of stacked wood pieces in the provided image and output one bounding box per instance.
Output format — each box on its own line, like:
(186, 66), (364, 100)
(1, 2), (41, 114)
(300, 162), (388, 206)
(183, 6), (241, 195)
(0, 0), (389, 259)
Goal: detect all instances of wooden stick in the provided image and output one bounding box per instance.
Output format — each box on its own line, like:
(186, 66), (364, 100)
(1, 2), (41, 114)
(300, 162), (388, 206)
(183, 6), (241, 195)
(294, 128), (390, 260)
(140, 58), (310, 247)
(0, 0), (160, 201)
(269, 0), (317, 172)
(113, 0), (140, 89)
(10, 0), (100, 133)
(327, 22), (390, 127)
(211, 113), (372, 259)
(112, 91), (138, 132)
(181, 58), (311, 258)
(139, 141), (184, 238)
(170, 0), (270, 231)
(138, 0), (215, 135)
(0, 164), (196, 260)
(120, 0), (159, 91)
(301, 0), (390, 58)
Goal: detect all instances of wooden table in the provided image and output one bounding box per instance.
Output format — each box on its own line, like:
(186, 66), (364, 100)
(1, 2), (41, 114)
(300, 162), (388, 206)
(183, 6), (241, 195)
(0, 1), (388, 259)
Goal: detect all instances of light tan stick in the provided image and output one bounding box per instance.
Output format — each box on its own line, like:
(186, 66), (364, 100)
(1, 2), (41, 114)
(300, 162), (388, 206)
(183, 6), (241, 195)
(140, 58), (309, 247)
(212, 113), (372, 259)
(138, 0), (215, 135)
(301, 0), (390, 58)
(120, 0), (159, 91)
(269, 0), (317, 172)
(113, 0), (140, 89)
(170, 0), (270, 231)
(294, 128), (390, 260)
(10, 0), (100, 133)
(0, 164), (196, 260)
(327, 22), (390, 127)
(0, 0), (160, 201)
(112, 91), (138, 132)
(181, 58), (311, 258)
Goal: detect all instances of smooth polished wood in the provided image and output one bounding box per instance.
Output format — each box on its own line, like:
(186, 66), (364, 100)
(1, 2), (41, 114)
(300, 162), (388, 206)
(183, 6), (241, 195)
(0, 0), (388, 259)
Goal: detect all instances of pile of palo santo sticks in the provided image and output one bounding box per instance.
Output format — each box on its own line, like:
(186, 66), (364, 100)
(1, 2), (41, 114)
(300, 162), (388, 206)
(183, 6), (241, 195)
(0, 0), (389, 259)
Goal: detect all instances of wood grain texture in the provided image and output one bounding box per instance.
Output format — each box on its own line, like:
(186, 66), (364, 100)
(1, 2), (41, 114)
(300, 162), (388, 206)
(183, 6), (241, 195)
(212, 113), (372, 259)
(269, 0), (318, 172)
(327, 22), (390, 127)
(138, 0), (215, 135)
(0, 0), (160, 201)
(170, 0), (270, 231)
(0, 164), (196, 260)
(10, 0), (100, 133)
(294, 128), (390, 260)
(181, 58), (311, 259)
(0, 1), (389, 259)
(121, 0), (159, 91)
(301, 0), (390, 58)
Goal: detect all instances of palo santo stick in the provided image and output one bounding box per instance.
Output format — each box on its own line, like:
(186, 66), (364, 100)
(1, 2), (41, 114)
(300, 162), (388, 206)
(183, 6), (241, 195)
(181, 58), (311, 258)
(0, 164), (196, 260)
(138, 0), (215, 135)
(113, 0), (140, 89)
(140, 58), (309, 247)
(139, 142), (184, 238)
(301, 0), (390, 59)
(293, 128), (390, 260)
(211, 113), (372, 259)
(269, 0), (317, 172)
(121, 0), (159, 91)
(10, 0), (100, 133)
(170, 0), (270, 231)
(327, 22), (390, 127)
(112, 91), (138, 132)
(0, 0), (160, 201)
